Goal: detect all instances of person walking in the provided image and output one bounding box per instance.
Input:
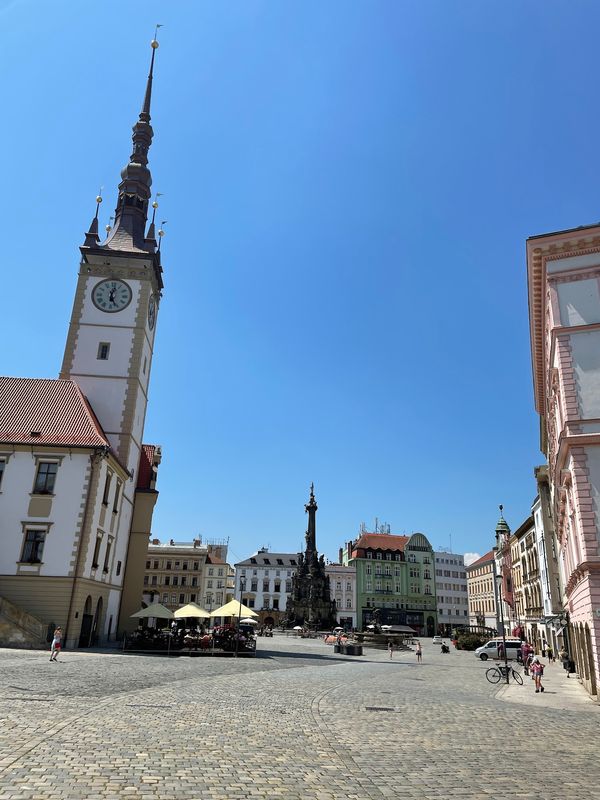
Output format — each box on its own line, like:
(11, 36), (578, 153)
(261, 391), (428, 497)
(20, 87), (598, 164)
(388, 639), (394, 659)
(546, 644), (555, 663)
(415, 640), (422, 662)
(531, 656), (545, 693)
(50, 626), (62, 662)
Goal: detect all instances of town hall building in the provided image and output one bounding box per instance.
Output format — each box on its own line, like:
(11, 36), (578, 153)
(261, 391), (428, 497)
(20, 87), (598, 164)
(0, 38), (165, 649)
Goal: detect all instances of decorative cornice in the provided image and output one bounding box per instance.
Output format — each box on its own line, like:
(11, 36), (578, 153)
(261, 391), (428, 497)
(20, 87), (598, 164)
(526, 232), (600, 415)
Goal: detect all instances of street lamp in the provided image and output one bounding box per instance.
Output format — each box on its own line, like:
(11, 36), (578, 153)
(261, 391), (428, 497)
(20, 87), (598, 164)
(235, 576), (246, 658)
(494, 572), (510, 684)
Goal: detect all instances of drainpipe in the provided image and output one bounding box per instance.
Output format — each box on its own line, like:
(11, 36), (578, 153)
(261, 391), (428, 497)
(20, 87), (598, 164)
(64, 450), (102, 649)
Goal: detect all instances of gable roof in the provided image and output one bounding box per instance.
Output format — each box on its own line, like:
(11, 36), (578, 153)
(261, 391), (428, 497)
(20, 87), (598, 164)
(465, 550), (495, 570)
(0, 377), (110, 448)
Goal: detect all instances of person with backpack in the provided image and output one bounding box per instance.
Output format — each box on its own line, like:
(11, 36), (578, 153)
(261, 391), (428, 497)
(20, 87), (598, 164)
(531, 656), (545, 693)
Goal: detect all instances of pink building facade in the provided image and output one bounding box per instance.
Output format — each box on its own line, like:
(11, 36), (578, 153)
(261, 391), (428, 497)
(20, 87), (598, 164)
(527, 225), (600, 698)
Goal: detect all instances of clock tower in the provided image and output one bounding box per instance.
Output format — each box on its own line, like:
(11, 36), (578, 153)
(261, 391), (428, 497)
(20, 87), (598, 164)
(60, 37), (164, 484)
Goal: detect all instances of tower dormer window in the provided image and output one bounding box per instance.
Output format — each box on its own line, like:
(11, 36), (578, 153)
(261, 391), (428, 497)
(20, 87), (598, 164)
(97, 342), (110, 360)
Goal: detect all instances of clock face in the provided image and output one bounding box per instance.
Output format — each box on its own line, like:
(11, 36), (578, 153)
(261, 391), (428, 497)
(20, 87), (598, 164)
(148, 295), (156, 330)
(92, 280), (132, 313)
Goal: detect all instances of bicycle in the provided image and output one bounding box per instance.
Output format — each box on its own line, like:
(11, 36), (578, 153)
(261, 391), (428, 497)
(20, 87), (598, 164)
(485, 664), (523, 685)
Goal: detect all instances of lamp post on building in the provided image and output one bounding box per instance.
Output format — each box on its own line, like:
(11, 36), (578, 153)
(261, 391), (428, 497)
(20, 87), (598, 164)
(494, 572), (510, 684)
(235, 576), (246, 658)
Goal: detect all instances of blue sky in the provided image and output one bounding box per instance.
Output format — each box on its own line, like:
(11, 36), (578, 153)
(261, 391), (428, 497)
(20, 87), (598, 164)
(2, 1), (598, 564)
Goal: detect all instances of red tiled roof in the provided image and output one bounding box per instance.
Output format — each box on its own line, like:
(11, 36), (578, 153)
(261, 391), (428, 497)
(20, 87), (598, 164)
(465, 550), (495, 570)
(137, 444), (157, 489)
(0, 377), (110, 448)
(353, 533), (410, 554)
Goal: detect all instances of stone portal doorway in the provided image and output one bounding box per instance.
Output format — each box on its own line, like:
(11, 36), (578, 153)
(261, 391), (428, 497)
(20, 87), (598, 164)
(426, 616), (435, 637)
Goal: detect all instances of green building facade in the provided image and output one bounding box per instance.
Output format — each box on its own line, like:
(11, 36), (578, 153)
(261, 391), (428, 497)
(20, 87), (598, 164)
(342, 531), (437, 636)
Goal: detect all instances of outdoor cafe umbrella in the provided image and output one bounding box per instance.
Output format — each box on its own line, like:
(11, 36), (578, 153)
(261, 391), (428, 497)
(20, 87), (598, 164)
(130, 602), (173, 620)
(240, 618), (258, 625)
(209, 599), (258, 619)
(173, 602), (211, 619)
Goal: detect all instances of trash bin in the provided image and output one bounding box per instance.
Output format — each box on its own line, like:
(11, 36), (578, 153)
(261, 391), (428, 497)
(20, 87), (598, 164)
(344, 644), (363, 656)
(333, 644), (341, 653)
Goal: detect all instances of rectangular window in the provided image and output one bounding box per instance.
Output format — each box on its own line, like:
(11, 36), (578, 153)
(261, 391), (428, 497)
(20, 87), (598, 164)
(274, 582), (281, 593)
(103, 538), (113, 573)
(33, 462), (58, 494)
(285, 580), (292, 592)
(92, 536), (102, 569)
(346, 598), (352, 608)
(346, 582), (351, 591)
(102, 473), (112, 505)
(216, 592), (223, 603)
(97, 342), (110, 360)
(191, 577), (197, 587)
(190, 593), (196, 602)
(193, 561), (199, 570)
(208, 568), (214, 576)
(366, 564), (372, 575)
(166, 561), (172, 570)
(143, 575), (149, 586)
(112, 480), (122, 513)
(153, 560), (159, 570)
(21, 529), (46, 563)
(376, 553), (382, 560)
(151, 575), (157, 586)
(218, 568), (223, 576)
(248, 598), (255, 608)
(145, 560), (150, 569)
(262, 581), (269, 592)
(273, 598), (279, 610)
(172, 576), (178, 586)
(174, 562), (180, 568)
(116, 560), (121, 576)
(181, 577), (187, 587)
(171, 594), (177, 604)
(162, 593), (168, 603)
(182, 562), (188, 570)
(164, 576), (170, 586)
(0, 459), (5, 489)
(366, 581), (372, 591)
(251, 580), (257, 591)
(179, 594), (185, 604)
(207, 580), (213, 588)
(366, 552), (372, 559)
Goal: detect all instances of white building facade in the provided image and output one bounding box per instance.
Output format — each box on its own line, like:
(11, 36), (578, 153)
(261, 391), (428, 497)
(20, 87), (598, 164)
(234, 549), (298, 626)
(325, 563), (356, 629)
(434, 551), (469, 634)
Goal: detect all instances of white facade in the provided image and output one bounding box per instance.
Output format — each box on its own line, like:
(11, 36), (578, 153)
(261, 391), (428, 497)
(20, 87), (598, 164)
(235, 550), (298, 616)
(434, 551), (469, 631)
(325, 563), (356, 628)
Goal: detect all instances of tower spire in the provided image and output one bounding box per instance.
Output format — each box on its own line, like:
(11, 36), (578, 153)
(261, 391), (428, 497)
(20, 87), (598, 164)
(90, 32), (162, 254)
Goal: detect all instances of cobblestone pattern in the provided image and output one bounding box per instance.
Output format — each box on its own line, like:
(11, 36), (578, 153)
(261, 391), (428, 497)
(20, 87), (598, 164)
(0, 640), (598, 799)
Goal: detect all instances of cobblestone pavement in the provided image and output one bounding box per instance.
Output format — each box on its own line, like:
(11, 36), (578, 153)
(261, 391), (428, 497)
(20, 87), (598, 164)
(0, 637), (598, 799)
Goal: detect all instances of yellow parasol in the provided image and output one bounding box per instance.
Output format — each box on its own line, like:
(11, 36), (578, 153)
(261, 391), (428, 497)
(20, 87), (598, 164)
(209, 599), (258, 618)
(173, 602), (211, 619)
